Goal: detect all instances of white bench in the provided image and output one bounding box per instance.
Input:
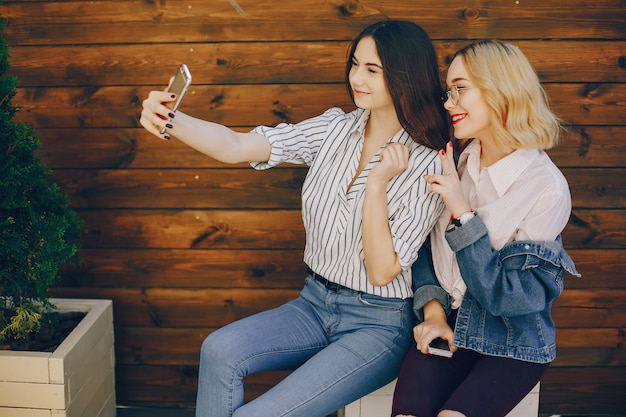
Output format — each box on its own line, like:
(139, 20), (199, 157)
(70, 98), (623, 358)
(341, 380), (539, 417)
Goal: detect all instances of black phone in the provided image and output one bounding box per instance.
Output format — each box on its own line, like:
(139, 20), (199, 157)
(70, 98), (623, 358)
(427, 338), (453, 358)
(160, 64), (192, 134)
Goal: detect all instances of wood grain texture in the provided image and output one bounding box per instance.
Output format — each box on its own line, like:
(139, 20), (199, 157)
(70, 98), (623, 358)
(1, 0), (624, 413)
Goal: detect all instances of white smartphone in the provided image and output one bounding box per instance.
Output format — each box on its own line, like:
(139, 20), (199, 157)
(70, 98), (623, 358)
(427, 338), (453, 358)
(160, 64), (192, 135)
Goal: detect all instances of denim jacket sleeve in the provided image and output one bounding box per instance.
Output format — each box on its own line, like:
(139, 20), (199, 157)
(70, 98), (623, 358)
(446, 214), (581, 317)
(411, 239), (452, 322)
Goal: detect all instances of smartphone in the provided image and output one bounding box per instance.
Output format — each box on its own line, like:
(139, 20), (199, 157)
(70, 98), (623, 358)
(427, 338), (453, 358)
(160, 64), (192, 134)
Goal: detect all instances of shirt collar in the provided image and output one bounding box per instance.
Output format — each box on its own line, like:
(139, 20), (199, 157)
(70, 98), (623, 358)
(460, 140), (540, 197)
(353, 109), (411, 145)
(354, 109), (369, 136)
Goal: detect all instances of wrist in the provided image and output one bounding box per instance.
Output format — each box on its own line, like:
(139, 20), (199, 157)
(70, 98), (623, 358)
(450, 209), (475, 227)
(423, 299), (446, 322)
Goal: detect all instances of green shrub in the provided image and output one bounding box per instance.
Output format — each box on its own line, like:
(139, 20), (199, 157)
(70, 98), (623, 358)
(0, 12), (84, 342)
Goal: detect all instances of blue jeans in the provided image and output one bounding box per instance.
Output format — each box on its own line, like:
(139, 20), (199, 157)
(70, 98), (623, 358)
(196, 276), (414, 417)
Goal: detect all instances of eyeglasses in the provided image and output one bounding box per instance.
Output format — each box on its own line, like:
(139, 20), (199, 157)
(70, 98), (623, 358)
(444, 85), (473, 106)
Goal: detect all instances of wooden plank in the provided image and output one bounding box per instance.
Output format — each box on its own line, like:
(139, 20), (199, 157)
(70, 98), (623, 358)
(1, 1), (624, 44)
(51, 168), (307, 209)
(114, 327), (209, 366)
(76, 209), (305, 250)
(114, 364), (198, 406)
(59, 248), (307, 289)
(564, 249), (626, 289)
(553, 289), (626, 328)
(35, 128), (256, 170)
(5, 41), (625, 86)
(64, 352), (115, 417)
(114, 364), (288, 407)
(547, 126), (626, 169)
(32, 126), (626, 170)
(556, 289), (626, 310)
(563, 209), (626, 249)
(0, 381), (66, 409)
(12, 83), (626, 129)
(48, 167), (624, 210)
(49, 299), (113, 384)
(47, 286), (624, 331)
(68, 209), (625, 250)
(50, 287), (301, 328)
(564, 168), (626, 209)
(111, 326), (626, 367)
(553, 346), (626, 367)
(0, 352), (52, 383)
(0, 408), (52, 417)
(57, 248), (620, 290)
(540, 368), (626, 414)
(553, 328), (626, 367)
(553, 305), (625, 328)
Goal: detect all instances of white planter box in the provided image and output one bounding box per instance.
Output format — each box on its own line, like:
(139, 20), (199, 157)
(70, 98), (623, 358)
(342, 379), (539, 417)
(0, 299), (116, 417)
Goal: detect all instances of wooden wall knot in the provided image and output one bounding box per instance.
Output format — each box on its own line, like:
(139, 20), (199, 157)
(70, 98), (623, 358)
(249, 264), (277, 279)
(581, 83), (609, 98)
(460, 7), (482, 21)
(336, 0), (377, 17)
(577, 128), (592, 158)
(337, 1), (360, 16)
(190, 223), (232, 248)
(209, 94), (225, 110)
(151, 13), (165, 23)
(272, 100), (292, 123)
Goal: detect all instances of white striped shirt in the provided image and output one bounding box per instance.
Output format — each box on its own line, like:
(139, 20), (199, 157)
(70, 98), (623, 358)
(252, 107), (444, 299)
(431, 139), (572, 307)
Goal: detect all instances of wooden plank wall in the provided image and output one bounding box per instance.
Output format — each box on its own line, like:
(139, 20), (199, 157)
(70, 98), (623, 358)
(1, 0), (625, 414)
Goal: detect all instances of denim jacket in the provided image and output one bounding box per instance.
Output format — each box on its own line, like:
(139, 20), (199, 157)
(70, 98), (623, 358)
(413, 214), (580, 364)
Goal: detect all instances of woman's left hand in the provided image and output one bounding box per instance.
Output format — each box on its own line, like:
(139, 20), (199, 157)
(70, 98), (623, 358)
(423, 141), (471, 218)
(369, 143), (409, 185)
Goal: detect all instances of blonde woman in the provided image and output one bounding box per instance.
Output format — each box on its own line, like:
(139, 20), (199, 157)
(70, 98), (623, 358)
(391, 40), (580, 417)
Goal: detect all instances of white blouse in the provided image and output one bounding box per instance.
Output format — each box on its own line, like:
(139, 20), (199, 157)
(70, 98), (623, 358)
(252, 107), (444, 299)
(431, 139), (572, 308)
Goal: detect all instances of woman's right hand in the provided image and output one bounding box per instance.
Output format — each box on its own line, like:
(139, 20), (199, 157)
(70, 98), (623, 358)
(414, 299), (457, 354)
(139, 90), (180, 139)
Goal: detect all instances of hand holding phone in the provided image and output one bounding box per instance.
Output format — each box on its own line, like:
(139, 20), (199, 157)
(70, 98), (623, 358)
(160, 64), (192, 135)
(427, 338), (453, 358)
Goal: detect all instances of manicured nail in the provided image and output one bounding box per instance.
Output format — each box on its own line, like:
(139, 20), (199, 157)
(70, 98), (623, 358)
(166, 123), (173, 129)
(440, 149), (446, 155)
(168, 112), (175, 119)
(170, 94), (176, 99)
(163, 134), (171, 140)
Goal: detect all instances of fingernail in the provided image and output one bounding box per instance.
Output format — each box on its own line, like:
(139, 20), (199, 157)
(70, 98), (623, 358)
(171, 94), (176, 99)
(440, 149), (445, 155)
(168, 112), (175, 119)
(166, 123), (173, 129)
(163, 134), (171, 140)
(448, 140), (453, 146)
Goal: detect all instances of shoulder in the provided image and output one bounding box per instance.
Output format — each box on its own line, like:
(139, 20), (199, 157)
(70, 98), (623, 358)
(321, 107), (361, 121)
(527, 151), (570, 196)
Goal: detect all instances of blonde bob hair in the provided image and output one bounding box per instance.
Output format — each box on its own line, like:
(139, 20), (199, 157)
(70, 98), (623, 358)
(453, 40), (562, 150)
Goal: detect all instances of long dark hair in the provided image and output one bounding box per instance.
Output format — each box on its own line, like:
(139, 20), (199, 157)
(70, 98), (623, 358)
(345, 20), (449, 150)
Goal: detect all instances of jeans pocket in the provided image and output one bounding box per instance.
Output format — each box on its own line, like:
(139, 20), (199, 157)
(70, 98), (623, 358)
(357, 293), (405, 311)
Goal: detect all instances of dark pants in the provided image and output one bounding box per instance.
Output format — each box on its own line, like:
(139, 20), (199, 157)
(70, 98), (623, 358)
(391, 311), (549, 417)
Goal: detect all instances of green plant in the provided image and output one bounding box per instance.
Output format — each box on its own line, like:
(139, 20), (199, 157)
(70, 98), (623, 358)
(0, 14), (84, 342)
